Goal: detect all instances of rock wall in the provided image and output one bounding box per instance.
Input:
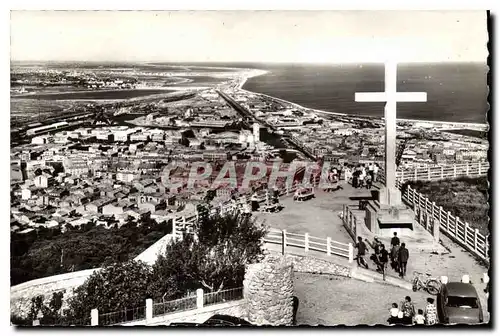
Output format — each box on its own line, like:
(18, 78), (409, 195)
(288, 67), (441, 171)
(10, 268), (99, 319)
(277, 253), (351, 277)
(243, 254), (294, 326)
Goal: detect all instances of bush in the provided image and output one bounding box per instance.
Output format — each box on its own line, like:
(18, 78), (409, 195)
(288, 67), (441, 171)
(10, 219), (172, 286)
(66, 261), (153, 321)
(404, 176), (490, 235)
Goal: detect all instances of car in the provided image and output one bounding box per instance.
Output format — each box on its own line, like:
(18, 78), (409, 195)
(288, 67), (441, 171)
(202, 314), (253, 326)
(437, 282), (484, 324)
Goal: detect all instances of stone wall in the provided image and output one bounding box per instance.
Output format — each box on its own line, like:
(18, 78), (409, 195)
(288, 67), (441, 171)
(10, 268), (99, 319)
(243, 254), (294, 326)
(278, 253), (351, 277)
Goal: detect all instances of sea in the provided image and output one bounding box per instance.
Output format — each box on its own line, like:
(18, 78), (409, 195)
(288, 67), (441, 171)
(240, 62), (489, 124)
(12, 61), (489, 124)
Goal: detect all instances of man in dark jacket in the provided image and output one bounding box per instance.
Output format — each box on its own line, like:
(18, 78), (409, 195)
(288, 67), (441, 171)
(398, 243), (409, 278)
(391, 232), (400, 248)
(355, 236), (369, 269)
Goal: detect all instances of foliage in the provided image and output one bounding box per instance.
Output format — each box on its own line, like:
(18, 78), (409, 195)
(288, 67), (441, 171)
(67, 261), (153, 321)
(153, 213), (268, 295)
(30, 212), (267, 323)
(404, 176), (489, 235)
(11, 291), (66, 326)
(10, 218), (172, 286)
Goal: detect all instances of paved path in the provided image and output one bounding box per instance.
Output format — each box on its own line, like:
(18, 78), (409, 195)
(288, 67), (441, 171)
(254, 182), (370, 242)
(257, 181), (490, 323)
(293, 273), (430, 326)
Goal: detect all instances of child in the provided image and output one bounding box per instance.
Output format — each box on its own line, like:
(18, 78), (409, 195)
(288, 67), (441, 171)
(401, 296), (416, 325)
(387, 303), (400, 325)
(424, 298), (437, 325)
(365, 173), (373, 189)
(414, 309), (425, 325)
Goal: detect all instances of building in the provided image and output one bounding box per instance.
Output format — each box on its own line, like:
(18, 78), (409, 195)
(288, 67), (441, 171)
(253, 123), (261, 142)
(34, 174), (54, 188)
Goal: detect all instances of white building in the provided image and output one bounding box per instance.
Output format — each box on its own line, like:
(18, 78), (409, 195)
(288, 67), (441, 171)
(253, 123), (260, 143)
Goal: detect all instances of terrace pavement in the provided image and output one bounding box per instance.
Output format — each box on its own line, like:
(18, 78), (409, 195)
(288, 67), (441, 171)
(254, 181), (490, 322)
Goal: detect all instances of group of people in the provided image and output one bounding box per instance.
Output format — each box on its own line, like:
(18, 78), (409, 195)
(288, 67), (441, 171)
(388, 296), (437, 326)
(248, 187), (280, 212)
(344, 163), (379, 189)
(355, 232), (410, 279)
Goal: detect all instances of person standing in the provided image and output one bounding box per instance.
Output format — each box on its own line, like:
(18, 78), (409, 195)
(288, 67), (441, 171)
(391, 232), (400, 248)
(390, 244), (400, 273)
(352, 169), (359, 188)
(365, 173), (372, 189)
(401, 296), (416, 325)
(368, 162), (375, 181)
(373, 163), (379, 182)
(250, 192), (260, 211)
(378, 244), (389, 280)
(390, 232), (400, 272)
(355, 236), (369, 269)
(398, 243), (409, 278)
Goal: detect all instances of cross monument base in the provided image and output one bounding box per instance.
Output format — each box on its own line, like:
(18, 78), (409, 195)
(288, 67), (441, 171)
(365, 199), (415, 238)
(378, 187), (403, 207)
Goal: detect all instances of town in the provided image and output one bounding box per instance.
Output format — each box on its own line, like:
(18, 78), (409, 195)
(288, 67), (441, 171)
(10, 63), (490, 328)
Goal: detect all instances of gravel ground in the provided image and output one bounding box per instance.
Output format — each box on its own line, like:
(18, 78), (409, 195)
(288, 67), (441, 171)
(293, 273), (436, 326)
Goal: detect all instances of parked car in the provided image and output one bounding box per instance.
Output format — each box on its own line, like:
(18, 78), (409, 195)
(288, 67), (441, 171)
(203, 314), (252, 326)
(437, 282), (484, 324)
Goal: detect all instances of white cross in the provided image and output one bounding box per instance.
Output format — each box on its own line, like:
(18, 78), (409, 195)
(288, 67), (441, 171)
(355, 60), (427, 203)
(355, 60), (427, 112)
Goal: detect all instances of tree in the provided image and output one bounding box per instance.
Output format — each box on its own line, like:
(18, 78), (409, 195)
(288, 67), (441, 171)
(67, 261), (153, 320)
(153, 213), (268, 294)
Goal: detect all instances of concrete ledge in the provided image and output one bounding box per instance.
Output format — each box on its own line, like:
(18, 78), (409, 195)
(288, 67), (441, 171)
(350, 267), (412, 290)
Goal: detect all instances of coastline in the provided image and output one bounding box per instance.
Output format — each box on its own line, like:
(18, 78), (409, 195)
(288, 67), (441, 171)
(236, 68), (488, 130)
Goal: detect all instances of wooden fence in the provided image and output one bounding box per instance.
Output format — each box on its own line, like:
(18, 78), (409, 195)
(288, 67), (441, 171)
(378, 161), (489, 185)
(402, 185), (489, 264)
(263, 228), (354, 262)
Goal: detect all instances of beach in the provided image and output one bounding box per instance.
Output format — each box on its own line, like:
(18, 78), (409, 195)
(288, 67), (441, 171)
(235, 64), (488, 129)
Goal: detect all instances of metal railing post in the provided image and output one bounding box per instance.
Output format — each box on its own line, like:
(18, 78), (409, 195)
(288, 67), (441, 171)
(196, 288), (204, 309)
(474, 228), (479, 252)
(327, 237), (331, 256)
(146, 299), (153, 324)
(348, 243), (354, 263)
(91, 308), (99, 326)
(282, 229), (287, 255)
(304, 233), (309, 252)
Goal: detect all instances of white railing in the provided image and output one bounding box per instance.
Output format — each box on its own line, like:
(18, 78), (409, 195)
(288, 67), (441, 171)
(378, 161), (489, 185)
(263, 228), (354, 262)
(341, 205), (357, 241)
(90, 286), (244, 326)
(402, 185), (489, 264)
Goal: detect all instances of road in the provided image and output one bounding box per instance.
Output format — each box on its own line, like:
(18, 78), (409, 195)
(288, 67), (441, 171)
(217, 90), (318, 161)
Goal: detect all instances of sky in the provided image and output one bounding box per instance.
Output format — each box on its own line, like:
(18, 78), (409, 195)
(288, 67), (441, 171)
(10, 10), (488, 63)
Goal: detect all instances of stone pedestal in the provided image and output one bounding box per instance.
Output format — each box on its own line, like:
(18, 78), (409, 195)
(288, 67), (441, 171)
(378, 187), (403, 207)
(243, 255), (294, 326)
(365, 200), (414, 238)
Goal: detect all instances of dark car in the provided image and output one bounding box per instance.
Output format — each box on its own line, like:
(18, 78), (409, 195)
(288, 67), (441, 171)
(437, 282), (484, 324)
(202, 314), (253, 326)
